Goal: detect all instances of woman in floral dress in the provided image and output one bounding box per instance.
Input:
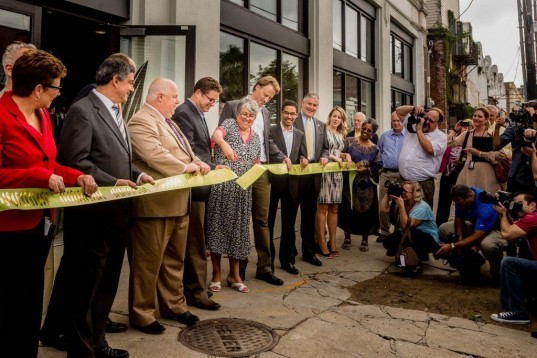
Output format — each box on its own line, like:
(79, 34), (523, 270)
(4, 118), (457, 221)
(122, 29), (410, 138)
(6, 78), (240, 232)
(206, 98), (260, 293)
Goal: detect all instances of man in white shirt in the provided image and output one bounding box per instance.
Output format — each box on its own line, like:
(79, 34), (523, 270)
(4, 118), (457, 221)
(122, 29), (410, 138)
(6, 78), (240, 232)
(396, 105), (447, 209)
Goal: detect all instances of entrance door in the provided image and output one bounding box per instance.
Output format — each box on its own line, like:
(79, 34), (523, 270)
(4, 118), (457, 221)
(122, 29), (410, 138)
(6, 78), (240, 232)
(0, 8), (32, 91)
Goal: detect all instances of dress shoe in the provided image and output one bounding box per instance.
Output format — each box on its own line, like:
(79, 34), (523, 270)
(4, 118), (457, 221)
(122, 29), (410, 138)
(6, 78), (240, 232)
(190, 298), (221, 310)
(95, 346), (129, 358)
(105, 318), (128, 333)
(303, 255), (322, 266)
(131, 321), (166, 335)
(282, 263), (300, 275)
(39, 332), (69, 351)
(207, 290), (213, 298)
(176, 311), (200, 326)
(255, 271), (284, 286)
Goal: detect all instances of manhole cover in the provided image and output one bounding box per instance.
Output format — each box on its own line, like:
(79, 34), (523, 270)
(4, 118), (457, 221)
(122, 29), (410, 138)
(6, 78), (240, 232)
(178, 318), (279, 357)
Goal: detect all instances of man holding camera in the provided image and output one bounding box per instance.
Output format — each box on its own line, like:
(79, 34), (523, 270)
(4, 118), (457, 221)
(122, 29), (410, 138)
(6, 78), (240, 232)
(395, 105), (447, 209)
(490, 192), (537, 325)
(437, 184), (507, 278)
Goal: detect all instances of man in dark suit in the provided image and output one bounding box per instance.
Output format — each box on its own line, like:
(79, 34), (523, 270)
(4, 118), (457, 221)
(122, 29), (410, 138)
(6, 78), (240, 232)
(42, 53), (154, 358)
(172, 77), (223, 311)
(219, 76), (286, 285)
(268, 100), (309, 275)
(294, 93), (329, 266)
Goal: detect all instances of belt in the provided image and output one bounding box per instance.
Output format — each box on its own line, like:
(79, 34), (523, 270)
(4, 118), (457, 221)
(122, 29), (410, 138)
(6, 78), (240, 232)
(383, 168), (399, 173)
(401, 176), (434, 183)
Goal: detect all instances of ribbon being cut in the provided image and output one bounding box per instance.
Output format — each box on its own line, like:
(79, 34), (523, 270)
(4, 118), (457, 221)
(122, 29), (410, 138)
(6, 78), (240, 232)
(0, 162), (358, 211)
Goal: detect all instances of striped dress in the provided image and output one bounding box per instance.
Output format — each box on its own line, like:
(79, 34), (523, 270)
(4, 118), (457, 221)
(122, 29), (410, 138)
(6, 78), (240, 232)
(318, 130), (344, 204)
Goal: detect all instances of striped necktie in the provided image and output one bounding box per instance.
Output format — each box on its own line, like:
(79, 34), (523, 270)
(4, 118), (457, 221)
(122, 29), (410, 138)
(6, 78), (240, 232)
(111, 104), (128, 143)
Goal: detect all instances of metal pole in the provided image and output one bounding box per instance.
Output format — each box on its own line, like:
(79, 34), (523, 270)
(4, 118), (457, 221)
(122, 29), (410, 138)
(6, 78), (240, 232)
(524, 0), (537, 99)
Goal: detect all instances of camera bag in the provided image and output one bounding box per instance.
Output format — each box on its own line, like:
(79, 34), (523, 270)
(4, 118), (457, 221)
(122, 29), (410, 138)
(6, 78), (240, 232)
(395, 224), (420, 270)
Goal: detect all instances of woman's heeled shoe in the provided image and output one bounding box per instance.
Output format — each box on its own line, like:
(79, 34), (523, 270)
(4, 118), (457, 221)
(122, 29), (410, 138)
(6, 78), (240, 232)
(316, 247), (333, 258)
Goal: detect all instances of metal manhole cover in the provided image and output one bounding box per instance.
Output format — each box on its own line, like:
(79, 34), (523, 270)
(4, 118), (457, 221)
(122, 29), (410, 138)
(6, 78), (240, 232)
(178, 318), (279, 357)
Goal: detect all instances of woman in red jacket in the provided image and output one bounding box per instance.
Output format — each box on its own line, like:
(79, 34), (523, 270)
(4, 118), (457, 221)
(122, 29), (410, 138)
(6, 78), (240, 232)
(0, 49), (97, 357)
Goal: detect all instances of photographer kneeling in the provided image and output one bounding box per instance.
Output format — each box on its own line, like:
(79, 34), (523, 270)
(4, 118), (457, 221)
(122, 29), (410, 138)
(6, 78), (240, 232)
(490, 192), (537, 325)
(381, 181), (440, 272)
(437, 184), (507, 280)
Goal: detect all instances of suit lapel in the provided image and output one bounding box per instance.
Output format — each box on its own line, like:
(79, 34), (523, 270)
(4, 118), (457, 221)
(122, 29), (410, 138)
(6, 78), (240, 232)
(90, 93), (129, 153)
(186, 100), (210, 143)
(291, 130), (303, 162)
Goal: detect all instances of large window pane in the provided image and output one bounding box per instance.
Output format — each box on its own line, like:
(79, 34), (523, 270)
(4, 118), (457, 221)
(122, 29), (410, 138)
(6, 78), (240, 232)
(403, 43), (412, 81)
(345, 75), (359, 119)
(333, 0), (342, 50)
(282, 0), (299, 31)
(250, 42), (278, 121)
(250, 0), (277, 21)
(282, 53), (300, 104)
(220, 32), (245, 103)
(360, 15), (372, 64)
(345, 5), (358, 58)
(394, 38), (402, 77)
(361, 80), (372, 117)
(333, 70), (343, 109)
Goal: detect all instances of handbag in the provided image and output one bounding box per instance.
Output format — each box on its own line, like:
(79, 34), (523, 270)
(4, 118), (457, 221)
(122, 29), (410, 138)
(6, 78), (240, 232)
(494, 155), (511, 183)
(445, 131), (470, 179)
(395, 224), (420, 269)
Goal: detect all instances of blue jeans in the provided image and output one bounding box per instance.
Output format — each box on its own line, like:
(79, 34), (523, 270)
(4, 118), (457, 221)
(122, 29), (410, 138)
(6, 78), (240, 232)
(500, 256), (537, 314)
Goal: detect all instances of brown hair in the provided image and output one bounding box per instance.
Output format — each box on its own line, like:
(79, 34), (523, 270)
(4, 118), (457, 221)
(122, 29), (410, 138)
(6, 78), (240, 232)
(194, 76), (222, 94)
(326, 106), (348, 136)
(253, 75), (281, 94)
(11, 49), (67, 97)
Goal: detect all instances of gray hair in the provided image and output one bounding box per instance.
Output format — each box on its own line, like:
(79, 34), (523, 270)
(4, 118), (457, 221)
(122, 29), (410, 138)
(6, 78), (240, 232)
(303, 92), (319, 101)
(235, 98), (259, 117)
(95, 53), (136, 86)
(2, 42), (36, 68)
(363, 117), (379, 133)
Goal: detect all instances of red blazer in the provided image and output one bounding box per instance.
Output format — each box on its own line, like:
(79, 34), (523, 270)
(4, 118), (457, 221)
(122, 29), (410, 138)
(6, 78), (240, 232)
(0, 92), (82, 231)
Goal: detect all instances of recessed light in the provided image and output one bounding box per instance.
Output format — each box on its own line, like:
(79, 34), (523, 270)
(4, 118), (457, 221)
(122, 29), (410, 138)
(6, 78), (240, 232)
(95, 30), (106, 35)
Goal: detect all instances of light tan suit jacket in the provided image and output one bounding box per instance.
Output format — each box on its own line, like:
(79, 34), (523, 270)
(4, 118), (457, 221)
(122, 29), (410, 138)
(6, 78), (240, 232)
(128, 103), (199, 217)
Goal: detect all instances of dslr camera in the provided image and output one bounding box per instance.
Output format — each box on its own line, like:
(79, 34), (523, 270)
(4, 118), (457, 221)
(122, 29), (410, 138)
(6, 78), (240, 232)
(478, 190), (523, 213)
(385, 180), (403, 197)
(508, 100), (537, 147)
(406, 108), (427, 133)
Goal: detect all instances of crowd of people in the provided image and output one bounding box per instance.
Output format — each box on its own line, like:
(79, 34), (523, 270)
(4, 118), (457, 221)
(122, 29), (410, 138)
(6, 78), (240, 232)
(2, 43), (537, 358)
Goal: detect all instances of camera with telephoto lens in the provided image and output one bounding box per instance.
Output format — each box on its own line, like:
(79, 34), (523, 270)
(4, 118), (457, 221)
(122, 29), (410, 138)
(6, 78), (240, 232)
(478, 190), (523, 213)
(385, 180), (403, 197)
(507, 100), (537, 147)
(406, 108), (427, 133)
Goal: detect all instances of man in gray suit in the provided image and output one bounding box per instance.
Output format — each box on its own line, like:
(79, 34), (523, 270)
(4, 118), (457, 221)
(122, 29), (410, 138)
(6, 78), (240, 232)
(219, 76), (285, 285)
(268, 100), (309, 275)
(172, 77), (223, 311)
(43, 53), (153, 358)
(294, 93), (329, 266)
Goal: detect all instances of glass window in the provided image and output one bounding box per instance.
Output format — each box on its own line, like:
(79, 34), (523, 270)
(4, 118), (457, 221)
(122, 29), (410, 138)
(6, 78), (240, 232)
(250, 42), (278, 120)
(250, 0), (277, 21)
(391, 90), (412, 112)
(333, 0), (342, 50)
(220, 32), (245, 103)
(360, 15), (372, 63)
(394, 37), (402, 77)
(345, 5), (358, 58)
(333, 70), (343, 109)
(361, 80), (372, 117)
(282, 0), (299, 31)
(345, 75), (359, 116)
(282, 53), (300, 103)
(229, 0), (244, 5)
(403, 44), (412, 81)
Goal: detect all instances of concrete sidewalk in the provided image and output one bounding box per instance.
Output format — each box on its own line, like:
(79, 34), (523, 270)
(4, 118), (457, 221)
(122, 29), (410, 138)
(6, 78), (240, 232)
(39, 221), (535, 357)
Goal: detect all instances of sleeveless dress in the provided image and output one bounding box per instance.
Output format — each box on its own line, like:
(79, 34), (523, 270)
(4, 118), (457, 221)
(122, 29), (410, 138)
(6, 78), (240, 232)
(318, 130), (344, 204)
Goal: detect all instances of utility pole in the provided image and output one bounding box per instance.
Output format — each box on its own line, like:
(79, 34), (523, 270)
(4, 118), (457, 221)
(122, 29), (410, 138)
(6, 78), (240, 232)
(524, 0), (537, 99)
(520, 0), (527, 99)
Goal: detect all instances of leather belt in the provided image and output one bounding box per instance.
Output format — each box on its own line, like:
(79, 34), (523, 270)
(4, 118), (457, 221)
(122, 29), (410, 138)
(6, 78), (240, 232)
(383, 168), (399, 173)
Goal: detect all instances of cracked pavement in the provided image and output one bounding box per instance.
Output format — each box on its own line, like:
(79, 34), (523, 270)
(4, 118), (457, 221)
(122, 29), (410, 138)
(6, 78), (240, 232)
(39, 226), (536, 357)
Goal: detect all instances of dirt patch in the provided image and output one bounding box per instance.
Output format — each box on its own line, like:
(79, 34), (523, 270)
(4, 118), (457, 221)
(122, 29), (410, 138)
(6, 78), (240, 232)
(348, 271), (537, 333)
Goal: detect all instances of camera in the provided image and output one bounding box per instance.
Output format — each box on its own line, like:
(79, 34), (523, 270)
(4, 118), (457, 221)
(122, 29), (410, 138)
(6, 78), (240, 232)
(478, 190), (523, 213)
(407, 108), (427, 133)
(460, 121), (471, 127)
(507, 101), (537, 147)
(385, 180), (403, 197)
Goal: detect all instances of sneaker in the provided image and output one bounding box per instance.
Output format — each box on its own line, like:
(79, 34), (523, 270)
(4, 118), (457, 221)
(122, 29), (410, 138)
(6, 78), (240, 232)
(490, 311), (530, 325)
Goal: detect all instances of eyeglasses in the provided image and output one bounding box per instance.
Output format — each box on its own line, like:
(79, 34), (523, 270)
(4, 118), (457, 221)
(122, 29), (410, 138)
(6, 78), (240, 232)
(202, 92), (219, 104)
(282, 111), (297, 117)
(42, 83), (62, 93)
(239, 111), (256, 119)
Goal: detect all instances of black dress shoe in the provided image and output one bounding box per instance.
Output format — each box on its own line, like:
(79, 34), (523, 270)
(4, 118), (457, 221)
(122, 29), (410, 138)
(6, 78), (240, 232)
(105, 318), (128, 333)
(255, 271), (284, 285)
(207, 290), (213, 298)
(190, 298), (221, 310)
(303, 255), (322, 266)
(131, 321), (166, 335)
(39, 332), (69, 351)
(282, 263), (300, 275)
(176, 311), (200, 326)
(95, 346), (129, 358)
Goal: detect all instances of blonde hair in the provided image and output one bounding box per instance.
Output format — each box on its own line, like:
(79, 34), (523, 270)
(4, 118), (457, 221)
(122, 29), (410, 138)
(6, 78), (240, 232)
(326, 106), (348, 136)
(403, 181), (423, 202)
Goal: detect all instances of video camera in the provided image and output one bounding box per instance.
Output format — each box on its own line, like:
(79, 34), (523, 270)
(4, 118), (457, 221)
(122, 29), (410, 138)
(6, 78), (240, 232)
(385, 180), (403, 197)
(478, 190), (523, 213)
(406, 108), (427, 133)
(507, 100), (537, 147)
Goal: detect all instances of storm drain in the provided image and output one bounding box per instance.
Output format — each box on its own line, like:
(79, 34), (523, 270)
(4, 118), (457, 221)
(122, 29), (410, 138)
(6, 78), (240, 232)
(177, 318), (279, 357)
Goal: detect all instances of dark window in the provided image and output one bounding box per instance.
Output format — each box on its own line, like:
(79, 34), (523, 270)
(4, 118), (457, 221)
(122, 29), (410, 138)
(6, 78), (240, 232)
(390, 33), (413, 81)
(226, 0), (302, 32)
(333, 69), (374, 126)
(219, 32), (245, 103)
(391, 89), (413, 112)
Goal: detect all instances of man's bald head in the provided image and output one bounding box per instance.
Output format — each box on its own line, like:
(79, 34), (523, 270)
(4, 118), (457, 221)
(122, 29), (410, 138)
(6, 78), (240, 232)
(146, 78), (179, 119)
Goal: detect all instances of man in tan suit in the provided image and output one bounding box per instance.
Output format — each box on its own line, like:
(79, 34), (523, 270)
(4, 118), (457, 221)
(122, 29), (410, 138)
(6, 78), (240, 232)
(127, 78), (211, 334)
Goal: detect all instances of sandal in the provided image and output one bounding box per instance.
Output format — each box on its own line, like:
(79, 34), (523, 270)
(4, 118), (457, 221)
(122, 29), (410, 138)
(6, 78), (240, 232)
(316, 247), (333, 258)
(208, 281), (221, 292)
(342, 238), (351, 250)
(227, 279), (249, 293)
(330, 250), (340, 257)
(360, 242), (369, 252)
